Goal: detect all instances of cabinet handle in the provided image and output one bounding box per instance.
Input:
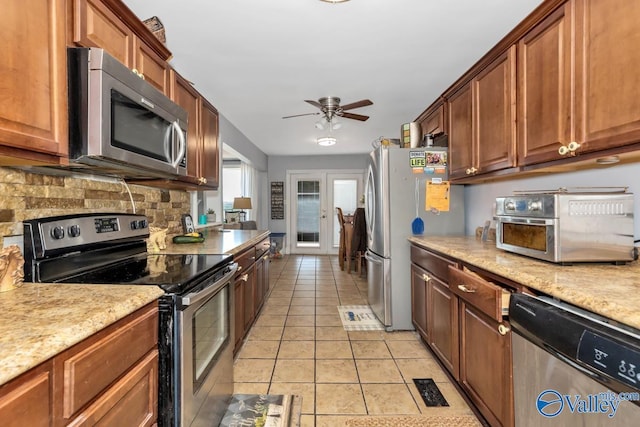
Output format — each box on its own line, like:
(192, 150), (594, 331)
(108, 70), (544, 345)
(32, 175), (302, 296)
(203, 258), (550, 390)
(240, 274), (249, 282)
(422, 274), (431, 283)
(237, 265), (243, 273)
(568, 141), (581, 152)
(498, 324), (510, 335)
(198, 177), (207, 184)
(558, 145), (569, 155)
(457, 284), (476, 293)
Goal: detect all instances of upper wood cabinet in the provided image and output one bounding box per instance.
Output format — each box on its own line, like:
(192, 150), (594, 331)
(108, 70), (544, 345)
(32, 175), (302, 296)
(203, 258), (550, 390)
(517, 3), (574, 165)
(200, 98), (220, 189)
(416, 100), (446, 139)
(473, 46), (517, 175)
(573, 0), (640, 154)
(170, 71), (219, 189)
(447, 83), (474, 179)
(0, 0), (68, 165)
(448, 47), (516, 181)
(72, 0), (171, 95)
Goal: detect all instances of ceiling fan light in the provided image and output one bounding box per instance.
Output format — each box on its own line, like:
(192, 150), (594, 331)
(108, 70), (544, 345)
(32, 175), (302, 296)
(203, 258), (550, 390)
(315, 120), (325, 130)
(317, 137), (337, 146)
(331, 119), (342, 130)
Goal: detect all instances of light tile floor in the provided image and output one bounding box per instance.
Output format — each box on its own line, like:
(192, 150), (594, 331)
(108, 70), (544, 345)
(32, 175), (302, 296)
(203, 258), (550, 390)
(233, 255), (478, 426)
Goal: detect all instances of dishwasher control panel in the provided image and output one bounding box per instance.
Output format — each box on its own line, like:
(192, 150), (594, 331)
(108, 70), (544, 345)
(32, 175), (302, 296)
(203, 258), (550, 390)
(578, 331), (640, 389)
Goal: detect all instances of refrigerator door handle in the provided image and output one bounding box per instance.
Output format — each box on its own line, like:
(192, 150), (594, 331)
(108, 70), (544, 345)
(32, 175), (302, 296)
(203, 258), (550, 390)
(364, 251), (383, 264)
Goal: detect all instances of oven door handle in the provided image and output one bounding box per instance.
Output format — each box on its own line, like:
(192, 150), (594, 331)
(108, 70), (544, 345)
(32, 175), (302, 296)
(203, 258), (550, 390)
(179, 263), (238, 307)
(495, 216), (555, 226)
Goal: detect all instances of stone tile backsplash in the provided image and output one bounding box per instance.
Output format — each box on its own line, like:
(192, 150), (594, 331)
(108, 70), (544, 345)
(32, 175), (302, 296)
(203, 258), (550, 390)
(0, 167), (190, 247)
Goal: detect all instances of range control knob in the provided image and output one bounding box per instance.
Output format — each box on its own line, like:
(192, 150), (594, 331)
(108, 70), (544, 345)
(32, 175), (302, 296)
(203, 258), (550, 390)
(130, 220), (139, 230)
(138, 219), (148, 229)
(51, 226), (65, 240)
(529, 201), (542, 211)
(68, 224), (81, 238)
(505, 200), (516, 211)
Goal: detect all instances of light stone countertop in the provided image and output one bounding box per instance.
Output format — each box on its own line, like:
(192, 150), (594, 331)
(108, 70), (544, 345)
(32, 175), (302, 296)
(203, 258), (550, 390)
(0, 229), (268, 387)
(409, 236), (640, 330)
(157, 228), (270, 256)
(0, 283), (164, 385)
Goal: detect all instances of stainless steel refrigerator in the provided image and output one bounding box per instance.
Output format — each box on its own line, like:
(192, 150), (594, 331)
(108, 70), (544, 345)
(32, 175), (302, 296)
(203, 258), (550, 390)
(364, 145), (465, 330)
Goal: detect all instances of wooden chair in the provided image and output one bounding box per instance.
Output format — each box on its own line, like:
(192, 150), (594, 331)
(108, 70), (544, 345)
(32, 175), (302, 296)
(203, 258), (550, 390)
(336, 207), (346, 270)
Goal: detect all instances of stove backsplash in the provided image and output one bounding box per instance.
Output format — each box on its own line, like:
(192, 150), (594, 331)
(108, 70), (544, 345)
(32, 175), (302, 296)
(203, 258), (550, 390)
(0, 166), (190, 247)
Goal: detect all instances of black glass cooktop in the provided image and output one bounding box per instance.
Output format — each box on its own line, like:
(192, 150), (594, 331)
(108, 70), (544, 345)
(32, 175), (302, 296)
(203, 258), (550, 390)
(33, 243), (233, 294)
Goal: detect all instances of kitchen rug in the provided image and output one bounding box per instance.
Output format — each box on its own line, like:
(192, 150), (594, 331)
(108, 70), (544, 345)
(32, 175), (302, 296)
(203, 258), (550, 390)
(413, 378), (449, 407)
(345, 415), (483, 427)
(337, 305), (385, 331)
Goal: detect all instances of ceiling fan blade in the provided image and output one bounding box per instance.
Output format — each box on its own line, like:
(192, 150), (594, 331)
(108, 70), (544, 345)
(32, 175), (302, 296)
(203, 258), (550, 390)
(282, 112), (320, 119)
(341, 112), (369, 121)
(340, 99), (373, 111)
(304, 99), (323, 109)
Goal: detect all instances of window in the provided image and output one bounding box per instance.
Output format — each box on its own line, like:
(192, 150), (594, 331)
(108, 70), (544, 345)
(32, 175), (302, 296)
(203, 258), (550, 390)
(222, 162), (241, 211)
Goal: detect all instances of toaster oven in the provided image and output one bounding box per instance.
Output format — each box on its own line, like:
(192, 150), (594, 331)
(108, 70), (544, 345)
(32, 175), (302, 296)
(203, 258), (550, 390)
(494, 188), (635, 264)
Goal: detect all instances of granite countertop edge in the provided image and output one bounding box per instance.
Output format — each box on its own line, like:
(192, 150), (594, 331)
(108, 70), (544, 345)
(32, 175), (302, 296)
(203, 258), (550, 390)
(408, 236), (640, 330)
(0, 284), (164, 385)
(0, 230), (270, 386)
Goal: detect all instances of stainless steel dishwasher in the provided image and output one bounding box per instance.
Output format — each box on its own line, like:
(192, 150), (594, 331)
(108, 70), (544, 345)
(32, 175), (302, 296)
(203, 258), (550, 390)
(510, 293), (640, 426)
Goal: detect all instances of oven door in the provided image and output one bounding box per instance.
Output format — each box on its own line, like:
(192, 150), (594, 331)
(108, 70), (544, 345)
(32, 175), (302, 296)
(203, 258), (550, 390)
(495, 216), (559, 262)
(177, 264), (237, 427)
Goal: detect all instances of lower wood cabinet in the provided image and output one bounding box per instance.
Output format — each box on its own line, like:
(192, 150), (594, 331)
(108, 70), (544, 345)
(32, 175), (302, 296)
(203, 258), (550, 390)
(0, 361), (52, 427)
(0, 302), (159, 427)
(234, 237), (271, 353)
(411, 244), (513, 427)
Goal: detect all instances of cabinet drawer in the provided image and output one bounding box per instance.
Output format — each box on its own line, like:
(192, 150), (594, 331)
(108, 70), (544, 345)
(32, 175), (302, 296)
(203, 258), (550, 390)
(449, 266), (510, 322)
(235, 247), (256, 277)
(411, 245), (457, 282)
(255, 238), (271, 258)
(60, 303), (158, 419)
(67, 350), (158, 427)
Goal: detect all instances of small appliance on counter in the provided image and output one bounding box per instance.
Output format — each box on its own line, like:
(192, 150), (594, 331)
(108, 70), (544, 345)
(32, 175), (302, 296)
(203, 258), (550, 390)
(494, 187), (635, 264)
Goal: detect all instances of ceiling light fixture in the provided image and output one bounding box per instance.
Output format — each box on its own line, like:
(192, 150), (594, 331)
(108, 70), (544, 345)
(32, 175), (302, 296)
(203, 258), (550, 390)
(320, 0), (350, 3)
(331, 119), (342, 130)
(317, 137), (337, 146)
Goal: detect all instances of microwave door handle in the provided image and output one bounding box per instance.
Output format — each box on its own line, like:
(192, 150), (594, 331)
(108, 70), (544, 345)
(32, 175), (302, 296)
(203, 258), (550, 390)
(171, 120), (186, 168)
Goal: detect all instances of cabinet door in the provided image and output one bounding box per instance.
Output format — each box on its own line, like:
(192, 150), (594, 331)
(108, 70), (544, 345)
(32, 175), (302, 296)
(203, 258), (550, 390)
(170, 71), (200, 180)
(133, 39), (169, 95)
(428, 278), (459, 380)
(410, 264), (429, 340)
(254, 252), (270, 313)
(234, 280), (244, 351)
(0, 361), (52, 427)
(459, 302), (513, 427)
(447, 83), (474, 179)
(518, 4), (574, 166)
(199, 99), (220, 189)
(419, 102), (445, 137)
(242, 266), (256, 332)
(73, 0), (134, 67)
(574, 0), (640, 153)
(473, 46), (517, 174)
(0, 0), (67, 163)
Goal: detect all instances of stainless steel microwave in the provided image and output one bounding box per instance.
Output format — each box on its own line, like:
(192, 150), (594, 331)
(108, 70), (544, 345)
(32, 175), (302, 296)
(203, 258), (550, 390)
(67, 47), (188, 179)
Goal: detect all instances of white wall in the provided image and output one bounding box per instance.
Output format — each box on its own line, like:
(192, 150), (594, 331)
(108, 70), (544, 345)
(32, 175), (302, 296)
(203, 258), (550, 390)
(465, 162), (640, 240)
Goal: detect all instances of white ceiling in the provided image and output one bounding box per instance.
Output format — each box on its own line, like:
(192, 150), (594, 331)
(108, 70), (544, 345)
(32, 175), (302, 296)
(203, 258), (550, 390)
(123, 0), (542, 157)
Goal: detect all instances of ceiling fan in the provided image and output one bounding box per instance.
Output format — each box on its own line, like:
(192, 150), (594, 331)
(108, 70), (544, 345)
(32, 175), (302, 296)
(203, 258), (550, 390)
(282, 96), (373, 124)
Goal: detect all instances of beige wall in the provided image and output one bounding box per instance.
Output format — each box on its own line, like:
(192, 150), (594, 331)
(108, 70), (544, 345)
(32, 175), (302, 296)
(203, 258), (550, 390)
(0, 167), (190, 247)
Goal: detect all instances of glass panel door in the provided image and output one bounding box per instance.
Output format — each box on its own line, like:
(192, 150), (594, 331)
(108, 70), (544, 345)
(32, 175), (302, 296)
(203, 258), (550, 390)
(296, 179), (321, 248)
